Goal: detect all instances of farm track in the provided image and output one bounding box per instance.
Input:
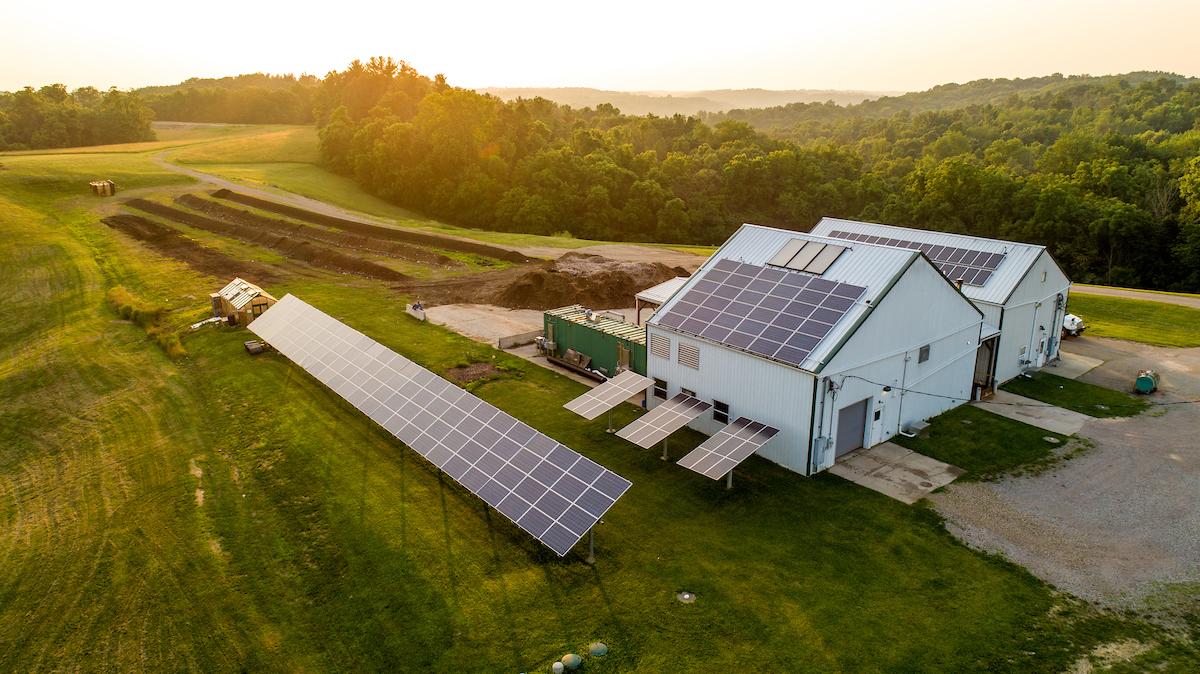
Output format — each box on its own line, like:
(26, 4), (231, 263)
(175, 194), (457, 267)
(124, 199), (411, 282)
(100, 214), (279, 282)
(210, 189), (531, 264)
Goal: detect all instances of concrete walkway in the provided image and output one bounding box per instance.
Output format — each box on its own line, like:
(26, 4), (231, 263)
(972, 390), (1090, 435)
(828, 443), (965, 504)
(1046, 351), (1104, 379)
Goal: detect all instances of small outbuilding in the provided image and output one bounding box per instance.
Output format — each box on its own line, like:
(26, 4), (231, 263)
(210, 278), (277, 326)
(543, 305), (647, 379)
(634, 276), (688, 325)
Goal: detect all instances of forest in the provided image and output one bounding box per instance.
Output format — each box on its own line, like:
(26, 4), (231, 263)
(138, 73), (319, 124)
(316, 59), (1200, 291)
(0, 85), (154, 150)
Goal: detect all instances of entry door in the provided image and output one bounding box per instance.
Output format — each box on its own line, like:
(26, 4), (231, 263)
(835, 399), (869, 458)
(617, 344), (630, 372)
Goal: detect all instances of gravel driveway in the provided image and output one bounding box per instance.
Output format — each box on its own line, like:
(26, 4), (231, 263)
(930, 337), (1199, 613)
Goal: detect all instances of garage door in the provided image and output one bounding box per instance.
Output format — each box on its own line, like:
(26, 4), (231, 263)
(835, 399), (869, 458)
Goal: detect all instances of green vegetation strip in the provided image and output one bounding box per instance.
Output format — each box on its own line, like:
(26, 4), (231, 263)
(1068, 294), (1200, 348)
(1002, 372), (1149, 418)
(891, 406), (1068, 481)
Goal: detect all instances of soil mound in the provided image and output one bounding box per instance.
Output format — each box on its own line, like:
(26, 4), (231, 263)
(401, 252), (687, 310)
(209, 189), (530, 264)
(102, 214), (278, 282)
(124, 199), (409, 282)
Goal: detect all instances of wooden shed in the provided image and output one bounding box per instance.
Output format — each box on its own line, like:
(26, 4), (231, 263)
(210, 278), (277, 326)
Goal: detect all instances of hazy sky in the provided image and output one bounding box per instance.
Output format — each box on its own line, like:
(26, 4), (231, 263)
(4, 0), (1197, 92)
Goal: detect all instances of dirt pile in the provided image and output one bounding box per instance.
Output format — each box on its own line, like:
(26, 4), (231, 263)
(175, 194), (455, 267)
(444, 363), (502, 384)
(101, 214), (278, 281)
(401, 252), (687, 310)
(124, 198), (410, 282)
(210, 189), (530, 264)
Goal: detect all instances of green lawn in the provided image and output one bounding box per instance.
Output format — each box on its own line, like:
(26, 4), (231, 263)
(891, 406), (1068, 481)
(1002, 372), (1150, 417)
(1, 143), (1195, 671)
(1068, 294), (1200, 348)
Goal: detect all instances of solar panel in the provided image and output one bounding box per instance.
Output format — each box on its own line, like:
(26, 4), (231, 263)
(676, 417), (779, 479)
(616, 393), (711, 448)
(563, 370), (654, 420)
(250, 295), (632, 557)
(826, 230), (1003, 287)
(767, 238), (806, 267)
(655, 259), (866, 368)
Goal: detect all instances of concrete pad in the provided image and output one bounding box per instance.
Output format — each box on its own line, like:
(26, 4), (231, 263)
(972, 390), (1090, 435)
(1047, 351), (1104, 379)
(828, 442), (965, 504)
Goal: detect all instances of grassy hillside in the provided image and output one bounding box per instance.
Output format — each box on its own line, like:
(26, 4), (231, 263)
(2, 134), (1195, 670)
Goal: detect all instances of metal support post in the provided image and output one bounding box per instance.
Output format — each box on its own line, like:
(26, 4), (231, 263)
(586, 529), (596, 565)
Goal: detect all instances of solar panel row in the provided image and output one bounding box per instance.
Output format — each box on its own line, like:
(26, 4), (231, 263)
(616, 393), (712, 448)
(676, 417), (780, 479)
(655, 259), (866, 368)
(827, 230), (1004, 287)
(563, 370), (654, 420)
(249, 295), (632, 557)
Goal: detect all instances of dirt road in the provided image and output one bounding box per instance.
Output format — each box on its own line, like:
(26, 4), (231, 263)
(1072, 284), (1200, 309)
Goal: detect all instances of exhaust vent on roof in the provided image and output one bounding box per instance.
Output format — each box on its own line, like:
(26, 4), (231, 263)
(768, 239), (847, 275)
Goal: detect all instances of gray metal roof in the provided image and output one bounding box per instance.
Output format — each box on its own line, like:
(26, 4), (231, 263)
(635, 276), (689, 306)
(217, 277), (271, 310)
(648, 224), (918, 372)
(809, 218), (1046, 305)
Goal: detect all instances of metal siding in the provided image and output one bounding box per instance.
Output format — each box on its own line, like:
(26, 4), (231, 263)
(809, 217), (1048, 305)
(545, 310), (648, 377)
(646, 324), (815, 474)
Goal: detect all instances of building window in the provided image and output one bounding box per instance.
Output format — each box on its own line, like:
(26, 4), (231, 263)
(713, 400), (729, 424)
(918, 344), (930, 363)
(678, 343), (700, 369)
(1041, 270), (1048, 283)
(650, 334), (671, 359)
(653, 378), (668, 400)
(681, 387), (696, 398)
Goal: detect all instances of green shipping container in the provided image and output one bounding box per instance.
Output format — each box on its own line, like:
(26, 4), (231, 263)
(544, 306), (647, 377)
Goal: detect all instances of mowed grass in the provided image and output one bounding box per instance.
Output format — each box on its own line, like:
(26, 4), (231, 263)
(1068, 293), (1200, 348)
(891, 406), (1068, 481)
(1002, 372), (1150, 417)
(1, 146), (1195, 671)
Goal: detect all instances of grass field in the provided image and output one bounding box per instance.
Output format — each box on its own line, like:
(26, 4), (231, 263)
(891, 406), (1069, 481)
(1002, 372), (1150, 417)
(1068, 294), (1200, 348)
(1, 131), (1196, 671)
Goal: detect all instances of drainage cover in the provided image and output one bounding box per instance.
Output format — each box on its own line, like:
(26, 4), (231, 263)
(676, 591), (696, 604)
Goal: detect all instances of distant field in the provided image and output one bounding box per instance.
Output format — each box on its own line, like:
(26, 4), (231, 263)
(1068, 294), (1200, 348)
(3, 131), (1194, 670)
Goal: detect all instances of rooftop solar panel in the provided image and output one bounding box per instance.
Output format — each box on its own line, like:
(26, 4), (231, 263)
(676, 417), (779, 479)
(563, 370), (654, 420)
(826, 230), (1004, 287)
(616, 393), (711, 448)
(250, 295), (632, 557)
(655, 260), (866, 369)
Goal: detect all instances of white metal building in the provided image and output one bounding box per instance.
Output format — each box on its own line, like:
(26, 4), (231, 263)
(809, 218), (1072, 389)
(645, 224), (984, 476)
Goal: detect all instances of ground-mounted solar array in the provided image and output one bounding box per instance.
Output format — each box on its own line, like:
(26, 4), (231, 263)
(826, 230), (1004, 287)
(654, 259), (866, 368)
(563, 370), (654, 420)
(249, 295), (632, 556)
(676, 417), (780, 479)
(617, 393), (712, 448)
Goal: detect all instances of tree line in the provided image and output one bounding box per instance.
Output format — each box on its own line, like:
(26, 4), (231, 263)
(316, 59), (1200, 291)
(138, 73), (318, 124)
(0, 85), (154, 150)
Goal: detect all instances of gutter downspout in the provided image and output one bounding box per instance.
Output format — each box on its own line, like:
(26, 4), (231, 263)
(896, 351), (910, 437)
(806, 377), (820, 475)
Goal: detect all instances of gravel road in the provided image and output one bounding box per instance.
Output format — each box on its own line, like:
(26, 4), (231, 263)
(930, 337), (1199, 614)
